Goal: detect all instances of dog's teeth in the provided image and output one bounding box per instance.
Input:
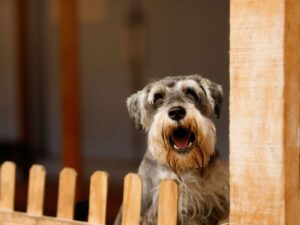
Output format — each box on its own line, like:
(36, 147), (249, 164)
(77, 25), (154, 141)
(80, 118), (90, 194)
(173, 144), (179, 150)
(188, 142), (192, 148)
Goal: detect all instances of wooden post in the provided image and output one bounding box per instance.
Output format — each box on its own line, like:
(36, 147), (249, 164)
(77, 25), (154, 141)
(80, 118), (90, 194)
(157, 180), (178, 225)
(57, 168), (77, 220)
(230, 0), (300, 224)
(88, 171), (108, 225)
(16, 0), (30, 143)
(27, 165), (46, 216)
(59, 0), (82, 198)
(0, 162), (16, 211)
(121, 174), (142, 225)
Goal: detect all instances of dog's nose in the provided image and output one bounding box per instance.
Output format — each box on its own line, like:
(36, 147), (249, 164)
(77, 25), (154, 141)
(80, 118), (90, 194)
(168, 106), (186, 121)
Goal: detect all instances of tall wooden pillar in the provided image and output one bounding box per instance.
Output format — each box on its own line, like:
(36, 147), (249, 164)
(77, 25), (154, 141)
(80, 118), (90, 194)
(16, 0), (29, 144)
(230, 0), (300, 224)
(59, 0), (82, 197)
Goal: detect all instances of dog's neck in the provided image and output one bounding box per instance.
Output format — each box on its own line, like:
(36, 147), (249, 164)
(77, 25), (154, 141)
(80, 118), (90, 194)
(146, 149), (221, 180)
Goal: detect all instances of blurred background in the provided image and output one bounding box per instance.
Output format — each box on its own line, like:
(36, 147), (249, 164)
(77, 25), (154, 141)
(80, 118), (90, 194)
(0, 0), (228, 223)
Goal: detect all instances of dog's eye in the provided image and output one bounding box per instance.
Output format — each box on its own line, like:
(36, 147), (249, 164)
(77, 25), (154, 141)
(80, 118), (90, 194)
(152, 92), (164, 106)
(185, 88), (198, 100)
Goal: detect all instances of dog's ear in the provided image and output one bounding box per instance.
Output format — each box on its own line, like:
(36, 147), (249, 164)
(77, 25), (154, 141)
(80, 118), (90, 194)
(208, 83), (223, 118)
(126, 91), (143, 130)
(200, 79), (224, 118)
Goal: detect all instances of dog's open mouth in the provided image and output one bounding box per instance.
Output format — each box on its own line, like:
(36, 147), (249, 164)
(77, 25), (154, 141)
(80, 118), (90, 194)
(169, 127), (195, 153)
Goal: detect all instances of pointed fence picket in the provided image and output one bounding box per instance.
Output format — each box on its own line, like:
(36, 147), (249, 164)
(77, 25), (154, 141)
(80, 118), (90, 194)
(0, 161), (178, 225)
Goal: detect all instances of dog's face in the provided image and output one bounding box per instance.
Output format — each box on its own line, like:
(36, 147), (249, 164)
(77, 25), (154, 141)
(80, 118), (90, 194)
(127, 75), (223, 174)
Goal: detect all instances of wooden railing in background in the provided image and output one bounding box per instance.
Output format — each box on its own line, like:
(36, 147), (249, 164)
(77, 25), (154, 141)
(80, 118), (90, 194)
(0, 161), (178, 225)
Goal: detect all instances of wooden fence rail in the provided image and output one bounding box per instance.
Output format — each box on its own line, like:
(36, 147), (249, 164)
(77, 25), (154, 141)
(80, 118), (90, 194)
(0, 161), (178, 225)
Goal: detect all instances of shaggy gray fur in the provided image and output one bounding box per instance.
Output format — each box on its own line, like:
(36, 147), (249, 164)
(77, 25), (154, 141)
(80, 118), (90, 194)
(114, 74), (229, 225)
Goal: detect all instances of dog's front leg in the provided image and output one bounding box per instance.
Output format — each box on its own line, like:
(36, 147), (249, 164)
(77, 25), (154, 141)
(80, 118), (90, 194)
(138, 151), (158, 217)
(141, 203), (158, 225)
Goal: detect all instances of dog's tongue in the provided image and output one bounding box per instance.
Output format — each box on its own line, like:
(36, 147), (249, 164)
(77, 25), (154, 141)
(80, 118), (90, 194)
(173, 136), (190, 149)
(172, 131), (191, 149)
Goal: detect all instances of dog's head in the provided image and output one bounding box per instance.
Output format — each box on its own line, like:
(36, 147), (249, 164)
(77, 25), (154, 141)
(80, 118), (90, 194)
(127, 75), (223, 174)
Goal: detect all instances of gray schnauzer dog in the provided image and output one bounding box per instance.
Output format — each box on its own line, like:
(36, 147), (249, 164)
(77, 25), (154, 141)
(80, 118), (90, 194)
(114, 74), (229, 225)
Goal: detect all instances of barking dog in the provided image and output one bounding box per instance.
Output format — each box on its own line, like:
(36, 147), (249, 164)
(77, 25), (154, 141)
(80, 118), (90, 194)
(114, 75), (229, 225)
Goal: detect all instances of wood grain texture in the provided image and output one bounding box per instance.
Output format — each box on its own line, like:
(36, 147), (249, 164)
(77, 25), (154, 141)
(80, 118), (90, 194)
(121, 173), (142, 225)
(57, 168), (77, 220)
(0, 211), (87, 225)
(88, 171), (108, 225)
(157, 180), (178, 225)
(284, 1), (300, 223)
(27, 165), (46, 216)
(230, 0), (300, 224)
(0, 161), (16, 211)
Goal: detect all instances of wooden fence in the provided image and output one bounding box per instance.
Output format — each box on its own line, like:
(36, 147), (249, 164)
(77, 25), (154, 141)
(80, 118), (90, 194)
(0, 161), (178, 225)
(1, 0), (299, 225)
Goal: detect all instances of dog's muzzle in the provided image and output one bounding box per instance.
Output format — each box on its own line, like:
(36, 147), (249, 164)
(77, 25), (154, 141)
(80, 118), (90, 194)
(169, 126), (195, 153)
